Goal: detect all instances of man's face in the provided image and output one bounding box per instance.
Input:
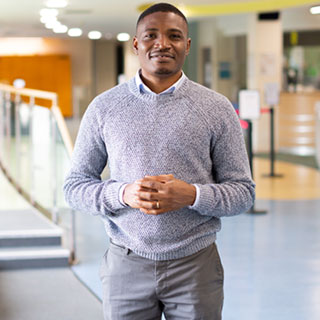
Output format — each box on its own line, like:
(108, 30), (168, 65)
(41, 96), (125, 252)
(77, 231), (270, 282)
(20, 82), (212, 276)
(133, 11), (191, 79)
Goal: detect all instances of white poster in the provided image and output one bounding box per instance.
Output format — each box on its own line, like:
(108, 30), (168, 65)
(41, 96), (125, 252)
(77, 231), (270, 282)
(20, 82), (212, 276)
(264, 82), (280, 106)
(239, 90), (260, 120)
(260, 54), (276, 77)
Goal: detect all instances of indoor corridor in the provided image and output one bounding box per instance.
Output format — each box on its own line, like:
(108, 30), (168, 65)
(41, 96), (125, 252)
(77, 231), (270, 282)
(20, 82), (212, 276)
(1, 1), (320, 319)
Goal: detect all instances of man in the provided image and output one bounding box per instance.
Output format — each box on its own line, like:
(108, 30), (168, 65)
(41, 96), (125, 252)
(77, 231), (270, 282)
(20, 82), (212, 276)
(64, 3), (255, 319)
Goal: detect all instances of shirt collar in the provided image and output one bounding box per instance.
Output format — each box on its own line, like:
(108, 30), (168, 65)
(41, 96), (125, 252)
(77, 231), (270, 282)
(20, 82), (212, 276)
(135, 69), (186, 95)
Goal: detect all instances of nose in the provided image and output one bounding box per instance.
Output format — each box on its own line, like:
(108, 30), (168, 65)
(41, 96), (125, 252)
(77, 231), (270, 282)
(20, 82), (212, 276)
(154, 35), (171, 49)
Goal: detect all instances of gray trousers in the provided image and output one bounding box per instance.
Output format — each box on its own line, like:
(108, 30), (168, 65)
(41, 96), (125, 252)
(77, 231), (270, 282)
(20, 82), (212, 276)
(100, 242), (224, 320)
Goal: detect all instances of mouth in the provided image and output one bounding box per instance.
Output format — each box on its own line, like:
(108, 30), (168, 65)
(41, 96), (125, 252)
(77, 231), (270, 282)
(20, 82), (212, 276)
(149, 53), (175, 60)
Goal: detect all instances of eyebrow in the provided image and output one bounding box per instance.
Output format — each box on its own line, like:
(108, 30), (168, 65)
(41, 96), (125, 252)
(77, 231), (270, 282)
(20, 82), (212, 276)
(143, 28), (183, 34)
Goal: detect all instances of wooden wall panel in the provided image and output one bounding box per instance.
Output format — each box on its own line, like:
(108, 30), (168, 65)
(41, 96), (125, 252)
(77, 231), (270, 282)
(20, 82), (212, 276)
(278, 92), (320, 154)
(0, 55), (72, 117)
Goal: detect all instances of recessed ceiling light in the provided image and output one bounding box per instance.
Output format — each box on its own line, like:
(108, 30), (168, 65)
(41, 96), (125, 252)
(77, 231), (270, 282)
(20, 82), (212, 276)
(117, 33), (130, 42)
(88, 31), (102, 40)
(68, 28), (82, 37)
(40, 15), (57, 23)
(53, 25), (68, 33)
(45, 0), (68, 8)
(40, 8), (59, 16)
(310, 6), (320, 14)
(45, 21), (61, 29)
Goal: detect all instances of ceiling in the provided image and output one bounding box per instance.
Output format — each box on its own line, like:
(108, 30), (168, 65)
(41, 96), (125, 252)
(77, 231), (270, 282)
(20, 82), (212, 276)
(0, 0), (320, 39)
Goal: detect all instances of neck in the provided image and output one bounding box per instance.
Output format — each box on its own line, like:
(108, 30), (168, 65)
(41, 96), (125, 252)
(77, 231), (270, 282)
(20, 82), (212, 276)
(140, 71), (182, 94)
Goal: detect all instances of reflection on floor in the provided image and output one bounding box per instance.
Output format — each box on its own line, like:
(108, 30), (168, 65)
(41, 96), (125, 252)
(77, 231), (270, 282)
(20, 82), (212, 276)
(0, 268), (103, 320)
(254, 158), (320, 199)
(1, 156), (320, 320)
(219, 198), (320, 320)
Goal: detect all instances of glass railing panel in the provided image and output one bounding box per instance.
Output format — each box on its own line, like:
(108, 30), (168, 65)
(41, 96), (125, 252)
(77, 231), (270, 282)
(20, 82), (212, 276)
(18, 102), (32, 196)
(0, 84), (76, 261)
(31, 106), (54, 213)
(53, 120), (75, 255)
(1, 93), (13, 171)
(55, 125), (71, 208)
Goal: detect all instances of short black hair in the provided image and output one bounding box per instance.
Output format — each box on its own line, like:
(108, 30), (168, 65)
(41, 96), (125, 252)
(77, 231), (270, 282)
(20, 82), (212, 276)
(136, 3), (188, 30)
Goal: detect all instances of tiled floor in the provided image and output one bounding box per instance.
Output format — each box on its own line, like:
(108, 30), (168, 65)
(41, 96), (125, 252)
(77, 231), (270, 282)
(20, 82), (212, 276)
(254, 158), (320, 200)
(219, 198), (320, 320)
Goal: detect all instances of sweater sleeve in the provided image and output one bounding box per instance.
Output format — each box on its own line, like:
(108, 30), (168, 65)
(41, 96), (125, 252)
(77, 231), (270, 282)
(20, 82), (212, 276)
(192, 99), (255, 217)
(63, 99), (127, 216)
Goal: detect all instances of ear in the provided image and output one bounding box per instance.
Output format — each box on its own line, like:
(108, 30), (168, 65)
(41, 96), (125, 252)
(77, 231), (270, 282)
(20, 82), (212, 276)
(185, 38), (191, 56)
(133, 36), (139, 55)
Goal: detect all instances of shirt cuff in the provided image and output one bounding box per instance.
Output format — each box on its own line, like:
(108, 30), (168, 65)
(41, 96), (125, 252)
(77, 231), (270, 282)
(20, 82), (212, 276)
(119, 183), (128, 206)
(189, 184), (200, 209)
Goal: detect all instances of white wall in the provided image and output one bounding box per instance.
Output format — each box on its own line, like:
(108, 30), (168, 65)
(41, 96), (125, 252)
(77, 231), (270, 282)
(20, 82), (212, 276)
(124, 40), (139, 80)
(95, 40), (117, 95)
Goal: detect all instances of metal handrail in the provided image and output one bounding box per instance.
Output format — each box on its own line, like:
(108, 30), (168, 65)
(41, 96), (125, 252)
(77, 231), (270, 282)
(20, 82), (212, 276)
(0, 83), (57, 100)
(0, 83), (76, 263)
(51, 105), (73, 158)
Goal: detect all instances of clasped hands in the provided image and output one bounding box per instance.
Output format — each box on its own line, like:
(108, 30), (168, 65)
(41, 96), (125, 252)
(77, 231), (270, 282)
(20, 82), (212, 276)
(123, 174), (196, 215)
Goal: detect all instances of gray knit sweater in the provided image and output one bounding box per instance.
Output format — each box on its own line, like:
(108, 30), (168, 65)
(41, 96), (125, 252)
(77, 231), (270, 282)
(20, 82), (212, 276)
(63, 76), (255, 261)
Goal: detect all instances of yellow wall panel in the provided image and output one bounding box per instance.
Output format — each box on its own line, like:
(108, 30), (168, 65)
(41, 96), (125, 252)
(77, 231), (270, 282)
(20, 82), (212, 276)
(0, 55), (72, 117)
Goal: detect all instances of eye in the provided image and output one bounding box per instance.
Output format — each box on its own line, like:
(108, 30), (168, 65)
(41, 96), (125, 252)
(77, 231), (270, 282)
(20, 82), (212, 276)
(144, 33), (156, 40)
(170, 34), (182, 40)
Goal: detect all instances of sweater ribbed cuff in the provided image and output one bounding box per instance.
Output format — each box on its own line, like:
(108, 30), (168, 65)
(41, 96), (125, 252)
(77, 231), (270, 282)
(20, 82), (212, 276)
(103, 181), (128, 213)
(191, 184), (216, 216)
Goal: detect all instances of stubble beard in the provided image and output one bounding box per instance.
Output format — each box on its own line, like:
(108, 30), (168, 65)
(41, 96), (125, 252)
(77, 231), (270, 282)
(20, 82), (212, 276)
(154, 68), (172, 75)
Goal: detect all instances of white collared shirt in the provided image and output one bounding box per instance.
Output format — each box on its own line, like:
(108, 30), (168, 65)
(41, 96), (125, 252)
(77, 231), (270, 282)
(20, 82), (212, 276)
(135, 69), (186, 95)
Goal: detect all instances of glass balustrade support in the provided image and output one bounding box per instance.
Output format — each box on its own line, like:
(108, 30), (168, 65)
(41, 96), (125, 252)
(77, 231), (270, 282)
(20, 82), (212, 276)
(5, 92), (11, 138)
(5, 92), (11, 148)
(70, 209), (77, 263)
(4, 92), (12, 171)
(52, 96), (59, 225)
(29, 96), (35, 206)
(51, 111), (58, 224)
(15, 95), (22, 187)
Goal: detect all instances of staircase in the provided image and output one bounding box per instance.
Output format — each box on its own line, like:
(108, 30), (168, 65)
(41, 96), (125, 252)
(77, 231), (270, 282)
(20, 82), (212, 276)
(0, 209), (70, 270)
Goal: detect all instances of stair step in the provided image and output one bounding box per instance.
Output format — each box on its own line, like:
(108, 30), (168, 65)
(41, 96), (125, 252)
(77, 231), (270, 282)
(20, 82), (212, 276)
(0, 229), (62, 247)
(0, 246), (70, 270)
(0, 209), (59, 231)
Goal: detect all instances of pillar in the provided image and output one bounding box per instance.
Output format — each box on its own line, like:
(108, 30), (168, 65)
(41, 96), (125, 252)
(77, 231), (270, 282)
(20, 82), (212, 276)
(247, 13), (283, 152)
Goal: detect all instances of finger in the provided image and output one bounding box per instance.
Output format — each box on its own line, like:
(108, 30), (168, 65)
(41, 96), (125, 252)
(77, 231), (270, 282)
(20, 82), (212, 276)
(137, 191), (160, 201)
(136, 199), (160, 210)
(133, 196), (142, 207)
(139, 180), (164, 191)
(138, 186), (158, 193)
(135, 180), (157, 192)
